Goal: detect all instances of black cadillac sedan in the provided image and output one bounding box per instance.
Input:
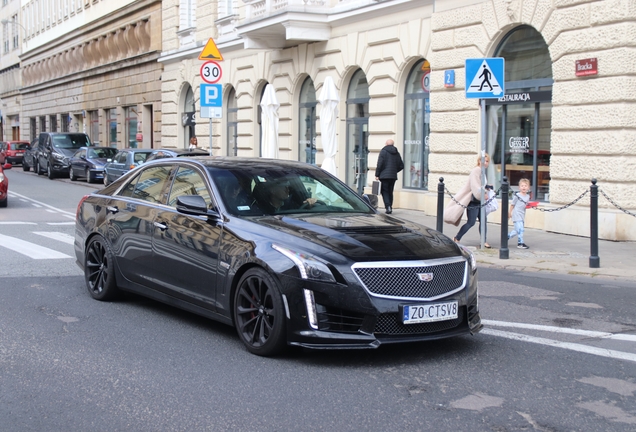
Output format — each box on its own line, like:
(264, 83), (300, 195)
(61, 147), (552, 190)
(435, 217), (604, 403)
(74, 157), (481, 356)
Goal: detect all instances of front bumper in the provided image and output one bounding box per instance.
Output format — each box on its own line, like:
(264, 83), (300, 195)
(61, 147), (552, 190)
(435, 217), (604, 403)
(281, 267), (481, 350)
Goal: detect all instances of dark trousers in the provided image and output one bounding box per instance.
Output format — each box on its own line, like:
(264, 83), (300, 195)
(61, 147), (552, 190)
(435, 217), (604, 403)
(380, 179), (396, 209)
(456, 199), (487, 241)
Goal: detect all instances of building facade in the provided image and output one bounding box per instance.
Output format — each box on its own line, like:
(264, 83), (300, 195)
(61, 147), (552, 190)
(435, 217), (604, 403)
(19, 0), (163, 149)
(0, 0), (24, 141)
(159, 0), (636, 240)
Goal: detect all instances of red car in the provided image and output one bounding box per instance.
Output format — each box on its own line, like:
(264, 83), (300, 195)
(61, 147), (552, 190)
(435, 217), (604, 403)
(0, 162), (11, 208)
(0, 141), (31, 165)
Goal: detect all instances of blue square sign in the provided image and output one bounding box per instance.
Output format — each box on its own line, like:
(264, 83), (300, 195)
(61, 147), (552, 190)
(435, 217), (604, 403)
(465, 58), (505, 99)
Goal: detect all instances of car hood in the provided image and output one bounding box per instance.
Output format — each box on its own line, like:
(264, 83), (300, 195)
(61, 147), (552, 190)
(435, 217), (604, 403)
(88, 158), (109, 166)
(246, 213), (461, 261)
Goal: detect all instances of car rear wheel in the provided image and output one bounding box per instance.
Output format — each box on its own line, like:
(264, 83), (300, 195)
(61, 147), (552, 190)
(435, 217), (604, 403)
(233, 268), (287, 356)
(84, 236), (120, 301)
(0, 197), (7, 208)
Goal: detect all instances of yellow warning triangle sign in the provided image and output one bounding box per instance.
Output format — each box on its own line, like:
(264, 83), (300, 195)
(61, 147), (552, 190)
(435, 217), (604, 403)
(199, 38), (223, 61)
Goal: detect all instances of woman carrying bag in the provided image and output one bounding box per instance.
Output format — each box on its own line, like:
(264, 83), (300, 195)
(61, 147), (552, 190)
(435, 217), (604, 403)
(443, 153), (492, 248)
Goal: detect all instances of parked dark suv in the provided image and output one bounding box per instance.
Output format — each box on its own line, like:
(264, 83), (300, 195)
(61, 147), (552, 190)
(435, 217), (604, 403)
(35, 132), (91, 179)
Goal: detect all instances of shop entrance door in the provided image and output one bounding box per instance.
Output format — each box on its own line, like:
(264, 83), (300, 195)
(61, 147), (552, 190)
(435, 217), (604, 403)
(346, 120), (369, 195)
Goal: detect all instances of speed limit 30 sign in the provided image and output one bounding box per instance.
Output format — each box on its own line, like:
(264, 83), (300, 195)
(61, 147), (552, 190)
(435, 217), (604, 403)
(200, 61), (222, 84)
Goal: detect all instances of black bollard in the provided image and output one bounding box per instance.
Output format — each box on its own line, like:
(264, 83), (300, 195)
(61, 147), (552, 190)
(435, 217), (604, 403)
(499, 176), (509, 259)
(437, 177), (444, 233)
(589, 179), (600, 268)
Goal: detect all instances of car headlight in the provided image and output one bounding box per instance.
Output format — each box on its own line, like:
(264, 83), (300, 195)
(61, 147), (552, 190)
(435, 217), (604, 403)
(272, 244), (336, 283)
(52, 153), (65, 162)
(459, 244), (477, 270)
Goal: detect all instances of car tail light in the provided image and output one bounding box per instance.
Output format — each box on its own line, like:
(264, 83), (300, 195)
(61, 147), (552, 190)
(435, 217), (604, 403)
(76, 195), (89, 220)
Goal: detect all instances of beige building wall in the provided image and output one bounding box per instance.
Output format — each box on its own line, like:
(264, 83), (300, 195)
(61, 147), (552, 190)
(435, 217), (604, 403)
(429, 0), (636, 240)
(160, 0), (636, 241)
(20, 0), (163, 148)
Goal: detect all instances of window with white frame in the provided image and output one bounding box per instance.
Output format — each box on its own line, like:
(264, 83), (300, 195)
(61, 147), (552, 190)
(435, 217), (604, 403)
(11, 14), (18, 49)
(179, 0), (196, 30)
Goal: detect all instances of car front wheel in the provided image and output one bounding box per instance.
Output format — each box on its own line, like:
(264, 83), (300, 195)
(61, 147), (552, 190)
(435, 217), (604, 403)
(22, 161), (30, 172)
(233, 268), (287, 356)
(36, 161), (44, 175)
(84, 236), (120, 301)
(47, 163), (56, 179)
(70, 168), (77, 181)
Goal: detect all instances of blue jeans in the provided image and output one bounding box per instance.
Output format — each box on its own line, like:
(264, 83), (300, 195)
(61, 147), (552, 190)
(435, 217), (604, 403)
(509, 220), (525, 244)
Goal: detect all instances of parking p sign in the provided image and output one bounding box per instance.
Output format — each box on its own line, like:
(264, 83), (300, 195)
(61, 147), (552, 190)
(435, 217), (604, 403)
(200, 84), (223, 118)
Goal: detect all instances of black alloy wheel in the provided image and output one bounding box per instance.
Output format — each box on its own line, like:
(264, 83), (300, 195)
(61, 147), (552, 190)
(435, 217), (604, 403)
(70, 167), (77, 181)
(47, 163), (56, 179)
(22, 160), (30, 172)
(36, 161), (44, 175)
(84, 236), (119, 301)
(234, 268), (287, 356)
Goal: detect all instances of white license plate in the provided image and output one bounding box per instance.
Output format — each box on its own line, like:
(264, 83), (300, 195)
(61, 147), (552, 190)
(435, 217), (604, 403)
(402, 301), (458, 324)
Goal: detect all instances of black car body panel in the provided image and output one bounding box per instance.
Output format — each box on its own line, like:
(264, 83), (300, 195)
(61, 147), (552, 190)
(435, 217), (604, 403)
(75, 157), (481, 354)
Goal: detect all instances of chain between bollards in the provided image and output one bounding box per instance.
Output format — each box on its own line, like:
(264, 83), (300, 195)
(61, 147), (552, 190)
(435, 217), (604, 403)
(590, 178), (600, 268)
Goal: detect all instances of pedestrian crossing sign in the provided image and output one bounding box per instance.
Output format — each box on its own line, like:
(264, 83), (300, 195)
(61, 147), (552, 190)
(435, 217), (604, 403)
(465, 58), (505, 99)
(198, 38), (224, 61)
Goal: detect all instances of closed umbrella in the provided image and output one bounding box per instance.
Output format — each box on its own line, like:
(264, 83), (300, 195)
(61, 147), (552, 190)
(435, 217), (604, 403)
(319, 76), (340, 176)
(260, 84), (279, 159)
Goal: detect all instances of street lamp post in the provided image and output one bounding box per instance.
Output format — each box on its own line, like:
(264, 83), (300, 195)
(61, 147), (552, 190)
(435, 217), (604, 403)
(1, 18), (27, 49)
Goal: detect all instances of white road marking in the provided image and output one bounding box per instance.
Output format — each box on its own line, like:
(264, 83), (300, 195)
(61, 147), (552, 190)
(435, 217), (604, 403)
(7, 191), (76, 216)
(483, 319), (636, 342)
(47, 222), (75, 226)
(482, 328), (636, 364)
(0, 233), (72, 259)
(33, 231), (75, 245)
(45, 209), (57, 213)
(0, 222), (37, 225)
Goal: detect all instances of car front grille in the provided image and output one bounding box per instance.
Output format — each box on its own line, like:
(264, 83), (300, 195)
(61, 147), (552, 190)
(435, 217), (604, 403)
(352, 257), (467, 300)
(374, 308), (465, 335)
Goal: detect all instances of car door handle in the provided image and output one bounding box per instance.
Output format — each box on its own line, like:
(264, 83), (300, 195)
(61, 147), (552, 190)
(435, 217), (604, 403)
(153, 221), (167, 231)
(107, 206), (118, 214)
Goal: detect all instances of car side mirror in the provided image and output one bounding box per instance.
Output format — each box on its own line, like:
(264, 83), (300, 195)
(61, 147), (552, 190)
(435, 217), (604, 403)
(176, 195), (221, 220)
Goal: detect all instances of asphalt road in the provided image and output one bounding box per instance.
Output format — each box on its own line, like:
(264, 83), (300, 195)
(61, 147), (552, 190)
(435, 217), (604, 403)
(1, 168), (636, 431)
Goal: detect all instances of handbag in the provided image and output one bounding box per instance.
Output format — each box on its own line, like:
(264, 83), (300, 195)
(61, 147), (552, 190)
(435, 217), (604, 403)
(443, 200), (465, 226)
(485, 189), (498, 215)
(372, 180), (380, 195)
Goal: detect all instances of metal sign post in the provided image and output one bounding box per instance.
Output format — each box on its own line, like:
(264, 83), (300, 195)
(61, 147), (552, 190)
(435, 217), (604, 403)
(465, 58), (505, 249)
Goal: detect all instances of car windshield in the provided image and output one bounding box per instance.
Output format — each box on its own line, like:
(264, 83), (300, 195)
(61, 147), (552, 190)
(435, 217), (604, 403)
(88, 148), (118, 159)
(208, 164), (374, 216)
(10, 143), (29, 150)
(52, 134), (90, 149)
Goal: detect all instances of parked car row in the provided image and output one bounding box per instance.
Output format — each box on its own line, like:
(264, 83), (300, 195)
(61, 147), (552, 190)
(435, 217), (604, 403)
(17, 131), (208, 185)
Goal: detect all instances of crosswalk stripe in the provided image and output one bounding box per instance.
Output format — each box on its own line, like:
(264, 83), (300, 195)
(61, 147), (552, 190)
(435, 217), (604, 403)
(33, 231), (75, 245)
(0, 233), (72, 259)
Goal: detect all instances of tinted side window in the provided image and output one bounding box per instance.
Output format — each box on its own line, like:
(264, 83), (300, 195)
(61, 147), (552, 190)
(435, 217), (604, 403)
(131, 165), (173, 203)
(116, 152), (128, 164)
(167, 166), (213, 208)
(118, 173), (141, 198)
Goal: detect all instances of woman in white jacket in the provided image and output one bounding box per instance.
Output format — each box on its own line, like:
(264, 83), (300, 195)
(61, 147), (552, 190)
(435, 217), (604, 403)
(452, 154), (491, 248)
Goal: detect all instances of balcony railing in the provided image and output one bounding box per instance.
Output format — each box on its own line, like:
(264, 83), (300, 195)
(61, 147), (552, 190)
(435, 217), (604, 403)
(244, 0), (327, 21)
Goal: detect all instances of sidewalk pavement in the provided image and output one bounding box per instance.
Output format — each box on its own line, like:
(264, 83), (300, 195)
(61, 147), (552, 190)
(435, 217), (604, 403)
(392, 208), (636, 282)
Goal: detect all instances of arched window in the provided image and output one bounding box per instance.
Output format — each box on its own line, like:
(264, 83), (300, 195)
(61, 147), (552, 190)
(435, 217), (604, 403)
(346, 69), (369, 194)
(488, 26), (553, 201)
(226, 87), (238, 156)
(298, 77), (317, 164)
(403, 59), (430, 190)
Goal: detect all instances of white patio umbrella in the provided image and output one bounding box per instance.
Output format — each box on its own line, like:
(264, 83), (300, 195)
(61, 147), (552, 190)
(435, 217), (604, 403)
(318, 76), (340, 176)
(260, 84), (280, 159)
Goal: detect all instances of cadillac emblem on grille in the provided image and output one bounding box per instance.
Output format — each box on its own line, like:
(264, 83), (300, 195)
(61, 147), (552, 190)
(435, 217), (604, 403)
(417, 273), (434, 282)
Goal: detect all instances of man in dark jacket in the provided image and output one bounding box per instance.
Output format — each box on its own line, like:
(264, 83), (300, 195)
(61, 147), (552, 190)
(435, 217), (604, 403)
(375, 139), (404, 214)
